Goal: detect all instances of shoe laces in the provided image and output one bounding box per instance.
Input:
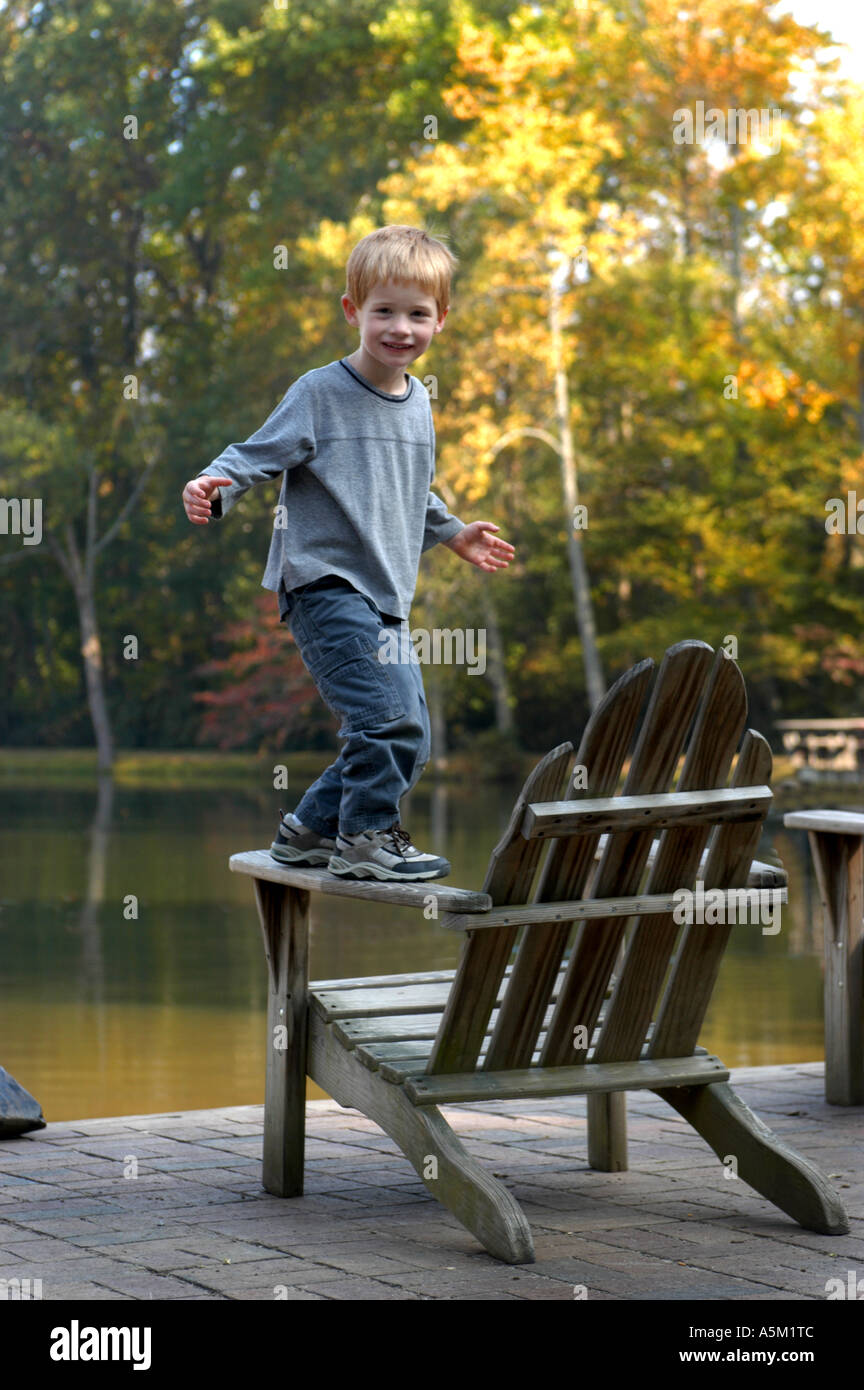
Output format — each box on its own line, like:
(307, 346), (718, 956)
(386, 822), (413, 856)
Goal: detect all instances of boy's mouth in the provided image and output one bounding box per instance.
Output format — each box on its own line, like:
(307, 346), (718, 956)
(382, 341), (411, 351)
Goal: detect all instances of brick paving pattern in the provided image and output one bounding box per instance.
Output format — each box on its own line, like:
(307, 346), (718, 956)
(0, 1064), (860, 1301)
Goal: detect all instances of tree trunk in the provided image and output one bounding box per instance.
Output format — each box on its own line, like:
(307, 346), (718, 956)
(549, 260), (605, 710)
(53, 516), (115, 774)
(75, 576), (114, 774)
(479, 587), (514, 734)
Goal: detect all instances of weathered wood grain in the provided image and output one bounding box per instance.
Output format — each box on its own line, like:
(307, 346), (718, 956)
(312, 982), (461, 1021)
(231, 851), (492, 911)
(484, 659), (653, 1073)
(784, 810), (864, 836)
(541, 641), (715, 1066)
(308, 1016), (535, 1263)
(406, 1054), (730, 1105)
(650, 730), (773, 1058)
(595, 648), (749, 1062)
(656, 1081), (849, 1235)
(311, 970), (461, 991)
(442, 891), (732, 932)
(804, 829), (864, 1105)
(426, 743), (574, 1075)
(522, 785), (770, 839)
(587, 1093), (628, 1171)
(253, 879), (309, 1198)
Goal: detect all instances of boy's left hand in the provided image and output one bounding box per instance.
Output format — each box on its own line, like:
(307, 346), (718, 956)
(446, 521), (515, 573)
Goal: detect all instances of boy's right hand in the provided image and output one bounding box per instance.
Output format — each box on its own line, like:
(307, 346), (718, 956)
(182, 476), (233, 525)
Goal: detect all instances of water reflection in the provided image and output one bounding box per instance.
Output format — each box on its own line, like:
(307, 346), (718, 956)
(78, 773), (114, 1002)
(0, 768), (855, 1121)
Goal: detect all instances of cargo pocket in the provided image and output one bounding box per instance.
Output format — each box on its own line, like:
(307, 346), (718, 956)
(313, 633), (406, 733)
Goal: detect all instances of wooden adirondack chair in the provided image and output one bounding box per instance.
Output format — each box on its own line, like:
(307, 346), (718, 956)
(230, 640), (850, 1263)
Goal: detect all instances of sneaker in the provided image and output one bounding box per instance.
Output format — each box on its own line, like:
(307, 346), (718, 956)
(270, 810), (337, 866)
(328, 823), (451, 882)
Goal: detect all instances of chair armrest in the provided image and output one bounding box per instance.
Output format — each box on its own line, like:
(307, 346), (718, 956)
(523, 786), (772, 839)
(784, 810), (864, 837)
(440, 885), (788, 932)
(228, 851), (493, 912)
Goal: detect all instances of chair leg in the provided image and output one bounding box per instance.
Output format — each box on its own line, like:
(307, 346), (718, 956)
(587, 1092), (628, 1170)
(254, 880), (310, 1197)
(655, 1081), (850, 1235)
(309, 1021), (535, 1264)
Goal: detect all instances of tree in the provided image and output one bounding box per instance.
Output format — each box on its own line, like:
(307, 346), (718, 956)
(0, 0), (510, 758)
(193, 592), (331, 750)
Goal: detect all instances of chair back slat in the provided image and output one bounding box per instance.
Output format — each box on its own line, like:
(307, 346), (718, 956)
(428, 641), (776, 1083)
(540, 640), (715, 1066)
(592, 650), (748, 1062)
(425, 743), (573, 1075)
(649, 729), (773, 1057)
(484, 659), (654, 1071)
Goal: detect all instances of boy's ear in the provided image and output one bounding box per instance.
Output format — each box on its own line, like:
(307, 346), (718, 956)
(434, 305), (449, 332)
(341, 293), (360, 324)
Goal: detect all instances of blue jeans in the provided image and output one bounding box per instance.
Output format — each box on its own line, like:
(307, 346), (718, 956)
(283, 578), (431, 835)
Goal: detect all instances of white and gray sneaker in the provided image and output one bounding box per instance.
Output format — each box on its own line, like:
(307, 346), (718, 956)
(270, 810), (337, 866)
(328, 823), (451, 882)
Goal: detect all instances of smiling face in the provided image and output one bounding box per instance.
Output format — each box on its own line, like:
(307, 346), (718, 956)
(341, 278), (448, 391)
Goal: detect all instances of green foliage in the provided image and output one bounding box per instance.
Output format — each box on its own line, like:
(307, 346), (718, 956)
(2, 0), (864, 755)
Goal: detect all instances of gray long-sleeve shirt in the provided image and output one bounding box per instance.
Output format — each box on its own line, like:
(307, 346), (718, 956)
(196, 357), (466, 621)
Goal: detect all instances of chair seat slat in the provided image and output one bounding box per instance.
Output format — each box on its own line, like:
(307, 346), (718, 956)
(406, 1054), (730, 1105)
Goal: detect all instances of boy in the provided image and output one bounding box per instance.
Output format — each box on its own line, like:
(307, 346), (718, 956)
(182, 225), (514, 881)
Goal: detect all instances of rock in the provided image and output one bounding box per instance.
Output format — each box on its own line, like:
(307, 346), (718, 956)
(0, 1066), (46, 1137)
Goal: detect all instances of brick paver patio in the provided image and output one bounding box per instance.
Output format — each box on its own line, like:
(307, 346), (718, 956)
(0, 1064), (860, 1301)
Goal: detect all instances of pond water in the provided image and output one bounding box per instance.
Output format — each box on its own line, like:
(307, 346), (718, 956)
(0, 764), (851, 1122)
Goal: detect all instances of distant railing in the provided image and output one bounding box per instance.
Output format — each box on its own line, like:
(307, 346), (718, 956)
(775, 719), (864, 778)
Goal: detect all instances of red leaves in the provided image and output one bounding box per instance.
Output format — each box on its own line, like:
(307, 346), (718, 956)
(193, 593), (330, 750)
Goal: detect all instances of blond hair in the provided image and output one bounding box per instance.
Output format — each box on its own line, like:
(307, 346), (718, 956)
(345, 225), (457, 317)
